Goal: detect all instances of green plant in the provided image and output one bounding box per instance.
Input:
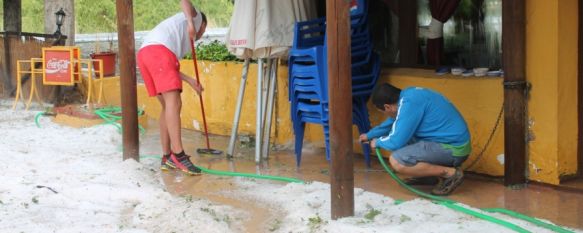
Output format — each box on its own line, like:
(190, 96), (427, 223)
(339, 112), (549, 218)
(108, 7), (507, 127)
(308, 215), (327, 232)
(185, 40), (238, 62)
(183, 194), (194, 202)
(399, 214), (412, 223)
(269, 219), (282, 232)
(364, 207), (381, 221)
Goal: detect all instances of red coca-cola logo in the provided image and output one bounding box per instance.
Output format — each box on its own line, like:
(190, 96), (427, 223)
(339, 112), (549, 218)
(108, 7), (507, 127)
(45, 58), (70, 74)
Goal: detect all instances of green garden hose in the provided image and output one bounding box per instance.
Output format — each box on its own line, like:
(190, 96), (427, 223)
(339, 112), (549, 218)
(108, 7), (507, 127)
(139, 154), (304, 184)
(482, 208), (574, 233)
(197, 166), (304, 183)
(94, 107), (146, 134)
(440, 202), (529, 233)
(34, 111), (44, 128)
(375, 148), (573, 233)
(34, 107), (145, 134)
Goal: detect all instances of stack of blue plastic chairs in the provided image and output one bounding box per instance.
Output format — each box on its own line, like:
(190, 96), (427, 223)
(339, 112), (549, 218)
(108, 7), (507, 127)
(288, 0), (380, 167)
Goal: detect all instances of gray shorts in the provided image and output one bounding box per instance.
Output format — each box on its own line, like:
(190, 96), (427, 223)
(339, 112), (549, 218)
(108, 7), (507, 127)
(392, 140), (468, 167)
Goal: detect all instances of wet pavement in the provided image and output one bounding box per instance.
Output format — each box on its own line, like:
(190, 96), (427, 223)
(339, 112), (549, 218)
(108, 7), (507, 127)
(140, 125), (583, 231)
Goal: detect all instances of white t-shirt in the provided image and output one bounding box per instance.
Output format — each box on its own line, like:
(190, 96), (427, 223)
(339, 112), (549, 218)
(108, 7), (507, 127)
(141, 10), (203, 60)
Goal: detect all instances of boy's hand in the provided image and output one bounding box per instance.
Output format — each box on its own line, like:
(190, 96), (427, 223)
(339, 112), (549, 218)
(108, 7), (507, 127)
(183, 76), (204, 95)
(359, 134), (368, 143)
(370, 139), (377, 149)
(191, 81), (204, 95)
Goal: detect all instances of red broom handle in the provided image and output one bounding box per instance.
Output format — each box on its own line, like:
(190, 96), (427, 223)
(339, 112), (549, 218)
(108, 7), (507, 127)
(190, 39), (211, 149)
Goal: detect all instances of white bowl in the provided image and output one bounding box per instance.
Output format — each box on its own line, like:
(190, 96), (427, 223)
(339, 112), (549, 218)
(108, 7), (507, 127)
(451, 68), (465, 75)
(487, 70), (502, 76)
(473, 67), (489, 76)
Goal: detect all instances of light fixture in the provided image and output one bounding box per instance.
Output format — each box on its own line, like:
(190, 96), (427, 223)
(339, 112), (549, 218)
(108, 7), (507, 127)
(54, 8), (66, 36)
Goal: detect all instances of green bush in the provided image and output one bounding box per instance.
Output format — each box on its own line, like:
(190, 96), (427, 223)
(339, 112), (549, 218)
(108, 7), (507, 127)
(185, 40), (239, 62)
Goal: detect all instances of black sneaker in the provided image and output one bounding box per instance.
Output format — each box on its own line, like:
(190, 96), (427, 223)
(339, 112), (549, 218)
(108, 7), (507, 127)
(169, 151), (202, 176)
(404, 176), (440, 186)
(431, 168), (464, 196)
(160, 153), (173, 171)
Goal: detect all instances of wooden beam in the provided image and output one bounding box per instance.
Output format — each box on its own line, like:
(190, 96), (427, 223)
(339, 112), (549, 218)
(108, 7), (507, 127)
(502, 0), (527, 186)
(327, 0), (354, 219)
(2, 0), (21, 93)
(579, 0), (583, 176)
(3, 0), (21, 32)
(398, 0), (418, 66)
(116, 0), (139, 161)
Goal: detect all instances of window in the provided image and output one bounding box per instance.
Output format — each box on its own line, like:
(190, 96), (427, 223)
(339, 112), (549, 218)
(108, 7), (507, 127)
(370, 0), (502, 69)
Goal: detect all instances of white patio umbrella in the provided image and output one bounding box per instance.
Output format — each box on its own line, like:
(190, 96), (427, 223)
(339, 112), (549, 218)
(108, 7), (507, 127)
(225, 0), (317, 163)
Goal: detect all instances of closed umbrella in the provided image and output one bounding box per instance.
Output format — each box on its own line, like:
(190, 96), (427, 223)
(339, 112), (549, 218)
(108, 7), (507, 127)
(225, 0), (316, 163)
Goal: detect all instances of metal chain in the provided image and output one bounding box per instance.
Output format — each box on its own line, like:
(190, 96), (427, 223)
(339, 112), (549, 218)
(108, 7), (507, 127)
(464, 103), (505, 171)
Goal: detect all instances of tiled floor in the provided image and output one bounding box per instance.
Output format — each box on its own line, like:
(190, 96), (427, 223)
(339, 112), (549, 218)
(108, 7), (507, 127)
(141, 127), (583, 230)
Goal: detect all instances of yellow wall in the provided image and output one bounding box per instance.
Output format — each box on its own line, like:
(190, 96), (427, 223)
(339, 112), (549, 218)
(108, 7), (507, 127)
(526, 0), (560, 184)
(525, 0), (578, 184)
(95, 0), (580, 184)
(557, 0), (579, 179)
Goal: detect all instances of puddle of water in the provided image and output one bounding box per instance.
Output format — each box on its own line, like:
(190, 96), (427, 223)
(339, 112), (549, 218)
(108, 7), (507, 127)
(161, 169), (280, 233)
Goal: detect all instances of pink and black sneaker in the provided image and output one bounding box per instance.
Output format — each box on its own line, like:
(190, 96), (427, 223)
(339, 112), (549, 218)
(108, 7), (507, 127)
(160, 153), (173, 171)
(168, 151), (202, 176)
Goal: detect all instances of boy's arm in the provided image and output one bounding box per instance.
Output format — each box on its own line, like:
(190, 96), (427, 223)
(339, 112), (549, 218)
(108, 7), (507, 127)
(181, 0), (198, 39)
(375, 97), (424, 151)
(180, 72), (203, 95)
(365, 117), (395, 140)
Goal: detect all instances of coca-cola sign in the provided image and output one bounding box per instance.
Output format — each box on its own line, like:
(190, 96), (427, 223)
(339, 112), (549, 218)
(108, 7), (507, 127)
(45, 58), (70, 74)
(43, 48), (74, 85)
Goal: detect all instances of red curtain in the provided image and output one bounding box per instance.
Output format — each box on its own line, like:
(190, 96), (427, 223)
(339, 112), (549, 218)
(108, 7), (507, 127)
(427, 0), (460, 66)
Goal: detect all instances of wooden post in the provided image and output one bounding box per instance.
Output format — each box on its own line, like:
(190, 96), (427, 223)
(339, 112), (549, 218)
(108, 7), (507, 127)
(578, 0), (583, 176)
(502, 0), (527, 186)
(327, 0), (354, 219)
(2, 0), (21, 93)
(398, 0), (418, 66)
(116, 0), (139, 161)
(3, 0), (21, 32)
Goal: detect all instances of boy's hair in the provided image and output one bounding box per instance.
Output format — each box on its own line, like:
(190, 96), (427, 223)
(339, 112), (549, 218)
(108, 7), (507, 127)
(371, 83), (402, 109)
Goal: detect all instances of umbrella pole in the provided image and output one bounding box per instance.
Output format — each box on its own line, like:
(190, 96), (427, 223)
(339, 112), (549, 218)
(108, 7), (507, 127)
(261, 59), (272, 130)
(262, 59), (278, 159)
(255, 59), (264, 163)
(227, 59), (251, 158)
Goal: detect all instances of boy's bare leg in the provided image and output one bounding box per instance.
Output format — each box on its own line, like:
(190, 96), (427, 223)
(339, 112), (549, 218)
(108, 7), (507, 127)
(157, 95), (171, 155)
(161, 90), (184, 153)
(389, 156), (455, 178)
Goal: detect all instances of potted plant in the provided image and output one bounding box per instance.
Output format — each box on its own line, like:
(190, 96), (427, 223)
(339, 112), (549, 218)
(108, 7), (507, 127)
(90, 35), (117, 77)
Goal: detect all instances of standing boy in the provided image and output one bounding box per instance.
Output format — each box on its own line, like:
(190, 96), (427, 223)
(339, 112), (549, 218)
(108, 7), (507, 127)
(137, 0), (207, 175)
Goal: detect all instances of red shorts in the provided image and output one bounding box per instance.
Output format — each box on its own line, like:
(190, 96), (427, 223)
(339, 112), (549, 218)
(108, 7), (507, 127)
(137, 45), (182, 97)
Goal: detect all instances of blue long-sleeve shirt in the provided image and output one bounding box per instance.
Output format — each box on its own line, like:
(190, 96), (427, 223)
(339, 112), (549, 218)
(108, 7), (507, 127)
(371, 87), (471, 156)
